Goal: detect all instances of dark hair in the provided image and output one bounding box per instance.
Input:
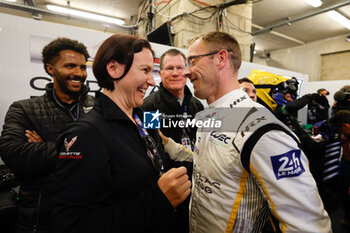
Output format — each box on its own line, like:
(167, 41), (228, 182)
(189, 31), (242, 72)
(238, 77), (254, 85)
(329, 110), (350, 130)
(93, 34), (154, 91)
(42, 37), (90, 76)
(159, 48), (186, 70)
(340, 85), (350, 92)
(317, 88), (329, 95)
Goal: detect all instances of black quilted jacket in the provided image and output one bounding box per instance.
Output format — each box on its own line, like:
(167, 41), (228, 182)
(0, 82), (94, 232)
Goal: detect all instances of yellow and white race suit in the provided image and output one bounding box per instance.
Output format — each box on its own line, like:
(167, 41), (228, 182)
(165, 89), (331, 233)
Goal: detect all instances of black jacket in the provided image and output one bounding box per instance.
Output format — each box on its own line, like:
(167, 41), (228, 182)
(53, 92), (177, 233)
(0, 83), (94, 232)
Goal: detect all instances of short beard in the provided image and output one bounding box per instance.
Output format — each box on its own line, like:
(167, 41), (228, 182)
(55, 73), (82, 99)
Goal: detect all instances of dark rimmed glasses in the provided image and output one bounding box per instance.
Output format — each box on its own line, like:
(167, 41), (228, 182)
(186, 50), (233, 68)
(142, 135), (164, 176)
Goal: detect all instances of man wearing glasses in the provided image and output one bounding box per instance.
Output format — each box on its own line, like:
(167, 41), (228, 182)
(163, 32), (331, 232)
(142, 48), (203, 233)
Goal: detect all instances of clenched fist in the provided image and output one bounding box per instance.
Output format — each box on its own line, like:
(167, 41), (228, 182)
(158, 166), (191, 208)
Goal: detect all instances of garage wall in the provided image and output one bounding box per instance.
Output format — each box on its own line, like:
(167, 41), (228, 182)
(321, 50), (350, 81)
(253, 33), (350, 82)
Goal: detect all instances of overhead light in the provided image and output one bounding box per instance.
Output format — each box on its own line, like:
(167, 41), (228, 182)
(303, 0), (322, 8)
(47, 5), (124, 26)
(5, 0), (17, 2)
(326, 10), (350, 30)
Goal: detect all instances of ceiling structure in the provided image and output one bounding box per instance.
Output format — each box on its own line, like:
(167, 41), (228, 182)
(33, 0), (141, 25)
(1, 0), (350, 55)
(252, 0), (350, 54)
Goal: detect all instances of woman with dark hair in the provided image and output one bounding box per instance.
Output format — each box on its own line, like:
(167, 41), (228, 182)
(52, 34), (191, 233)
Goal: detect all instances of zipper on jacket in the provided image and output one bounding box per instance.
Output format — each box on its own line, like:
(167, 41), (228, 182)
(52, 89), (80, 120)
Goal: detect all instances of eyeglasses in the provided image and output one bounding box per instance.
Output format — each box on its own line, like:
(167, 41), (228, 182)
(186, 50), (233, 68)
(142, 135), (164, 176)
(163, 66), (185, 72)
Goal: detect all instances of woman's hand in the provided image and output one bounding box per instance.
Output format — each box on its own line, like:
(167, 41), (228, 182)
(158, 166), (191, 208)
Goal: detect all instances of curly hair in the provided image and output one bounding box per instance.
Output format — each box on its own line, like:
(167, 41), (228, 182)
(42, 37), (90, 76)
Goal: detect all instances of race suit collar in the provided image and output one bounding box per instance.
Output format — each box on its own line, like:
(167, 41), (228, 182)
(209, 88), (247, 108)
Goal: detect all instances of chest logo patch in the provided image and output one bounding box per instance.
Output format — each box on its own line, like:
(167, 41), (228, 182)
(83, 106), (93, 114)
(64, 136), (77, 152)
(271, 149), (305, 180)
(59, 136), (82, 159)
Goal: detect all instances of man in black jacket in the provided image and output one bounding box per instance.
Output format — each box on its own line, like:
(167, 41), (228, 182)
(142, 49), (203, 233)
(0, 38), (94, 233)
(307, 88), (330, 124)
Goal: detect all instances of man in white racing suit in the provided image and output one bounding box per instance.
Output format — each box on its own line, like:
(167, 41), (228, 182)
(161, 32), (331, 233)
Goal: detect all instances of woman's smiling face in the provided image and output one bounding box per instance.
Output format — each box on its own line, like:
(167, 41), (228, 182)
(114, 48), (155, 109)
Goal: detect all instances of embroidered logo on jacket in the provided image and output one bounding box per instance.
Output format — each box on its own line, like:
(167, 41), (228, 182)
(59, 136), (82, 159)
(271, 149), (305, 180)
(64, 136), (77, 152)
(83, 106), (93, 114)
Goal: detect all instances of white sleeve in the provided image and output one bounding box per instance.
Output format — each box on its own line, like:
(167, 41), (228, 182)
(164, 138), (193, 162)
(250, 130), (332, 233)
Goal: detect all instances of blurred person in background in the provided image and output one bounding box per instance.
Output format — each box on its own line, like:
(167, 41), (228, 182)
(307, 88), (330, 124)
(329, 88), (350, 229)
(238, 77), (257, 102)
(332, 85), (350, 114)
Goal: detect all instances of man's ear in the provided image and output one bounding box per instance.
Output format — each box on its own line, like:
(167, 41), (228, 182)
(106, 60), (125, 79)
(46, 63), (55, 76)
(216, 49), (229, 69)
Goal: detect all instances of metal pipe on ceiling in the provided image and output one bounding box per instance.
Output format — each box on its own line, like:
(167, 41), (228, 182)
(24, 0), (41, 20)
(252, 1), (350, 36)
(0, 0), (129, 29)
(252, 23), (305, 45)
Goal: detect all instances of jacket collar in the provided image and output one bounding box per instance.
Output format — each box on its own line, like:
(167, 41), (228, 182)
(159, 82), (193, 105)
(46, 82), (90, 102)
(95, 91), (143, 122)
